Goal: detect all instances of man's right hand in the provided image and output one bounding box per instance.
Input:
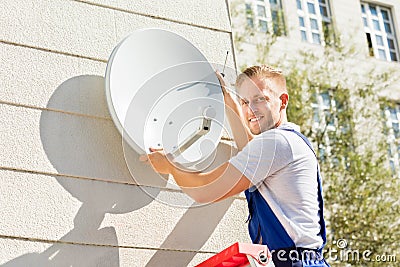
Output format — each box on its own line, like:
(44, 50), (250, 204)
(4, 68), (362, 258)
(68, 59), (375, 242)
(215, 70), (253, 150)
(215, 71), (239, 109)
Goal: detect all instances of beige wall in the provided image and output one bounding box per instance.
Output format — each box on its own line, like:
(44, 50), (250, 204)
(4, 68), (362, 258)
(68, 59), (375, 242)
(0, 0), (251, 266)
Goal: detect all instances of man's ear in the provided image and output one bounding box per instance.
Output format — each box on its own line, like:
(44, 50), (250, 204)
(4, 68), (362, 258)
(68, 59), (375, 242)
(280, 93), (289, 110)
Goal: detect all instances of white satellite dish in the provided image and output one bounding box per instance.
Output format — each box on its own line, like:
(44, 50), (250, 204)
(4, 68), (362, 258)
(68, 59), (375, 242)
(105, 28), (225, 171)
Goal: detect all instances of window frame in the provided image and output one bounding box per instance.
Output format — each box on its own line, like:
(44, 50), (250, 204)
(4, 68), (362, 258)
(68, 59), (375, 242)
(245, 0), (285, 35)
(296, 0), (333, 45)
(384, 104), (400, 176)
(311, 90), (338, 160)
(361, 2), (399, 62)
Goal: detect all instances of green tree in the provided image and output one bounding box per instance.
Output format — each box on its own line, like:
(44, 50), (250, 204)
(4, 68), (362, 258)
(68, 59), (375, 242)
(283, 45), (400, 266)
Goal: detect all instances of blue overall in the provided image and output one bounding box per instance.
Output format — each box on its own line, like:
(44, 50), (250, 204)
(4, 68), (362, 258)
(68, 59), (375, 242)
(244, 129), (330, 267)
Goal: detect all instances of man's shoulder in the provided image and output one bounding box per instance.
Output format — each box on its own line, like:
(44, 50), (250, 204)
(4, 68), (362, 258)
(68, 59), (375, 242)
(277, 122), (301, 132)
(256, 128), (289, 141)
(258, 123), (300, 141)
(250, 128), (293, 152)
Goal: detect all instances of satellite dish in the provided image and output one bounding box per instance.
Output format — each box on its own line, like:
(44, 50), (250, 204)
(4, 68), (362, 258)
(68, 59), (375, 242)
(105, 28), (225, 171)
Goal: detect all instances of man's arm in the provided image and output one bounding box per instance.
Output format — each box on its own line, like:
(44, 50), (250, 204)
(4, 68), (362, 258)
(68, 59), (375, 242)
(140, 150), (251, 203)
(216, 72), (253, 151)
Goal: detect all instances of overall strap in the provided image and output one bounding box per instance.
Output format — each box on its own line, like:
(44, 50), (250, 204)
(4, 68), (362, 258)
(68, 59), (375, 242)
(280, 128), (327, 251)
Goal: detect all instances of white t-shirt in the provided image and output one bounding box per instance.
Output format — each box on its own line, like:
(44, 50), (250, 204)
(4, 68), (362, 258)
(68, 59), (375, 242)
(229, 122), (323, 249)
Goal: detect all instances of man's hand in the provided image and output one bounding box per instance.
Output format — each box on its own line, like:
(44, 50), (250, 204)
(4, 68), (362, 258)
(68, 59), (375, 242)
(139, 148), (173, 174)
(215, 70), (253, 150)
(139, 147), (251, 203)
(215, 71), (239, 109)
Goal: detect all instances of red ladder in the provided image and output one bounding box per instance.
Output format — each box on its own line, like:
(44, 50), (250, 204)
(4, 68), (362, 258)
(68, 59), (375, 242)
(195, 242), (273, 267)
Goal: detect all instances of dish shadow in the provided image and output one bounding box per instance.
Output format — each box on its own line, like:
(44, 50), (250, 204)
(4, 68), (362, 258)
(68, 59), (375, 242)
(1, 75), (238, 267)
(1, 75), (159, 266)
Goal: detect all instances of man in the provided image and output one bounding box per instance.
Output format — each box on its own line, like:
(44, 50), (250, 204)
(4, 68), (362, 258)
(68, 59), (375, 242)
(140, 65), (329, 267)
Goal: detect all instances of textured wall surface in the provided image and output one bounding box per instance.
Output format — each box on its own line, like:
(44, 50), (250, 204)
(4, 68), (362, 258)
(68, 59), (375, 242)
(0, 0), (251, 266)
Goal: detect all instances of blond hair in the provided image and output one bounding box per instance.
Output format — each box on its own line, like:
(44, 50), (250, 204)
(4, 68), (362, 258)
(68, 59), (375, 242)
(236, 65), (287, 94)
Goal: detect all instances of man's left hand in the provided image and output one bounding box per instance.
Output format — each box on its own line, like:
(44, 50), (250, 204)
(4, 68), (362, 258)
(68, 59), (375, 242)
(139, 148), (173, 174)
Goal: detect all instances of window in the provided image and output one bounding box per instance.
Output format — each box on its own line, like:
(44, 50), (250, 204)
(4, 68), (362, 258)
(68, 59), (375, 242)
(245, 3), (254, 28)
(312, 91), (337, 131)
(257, 3), (268, 32)
(312, 91), (337, 160)
(361, 2), (399, 62)
(384, 104), (400, 175)
(245, 0), (286, 35)
(297, 0), (333, 45)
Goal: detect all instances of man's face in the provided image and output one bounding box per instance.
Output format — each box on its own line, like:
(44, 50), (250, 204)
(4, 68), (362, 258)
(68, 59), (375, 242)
(237, 76), (282, 135)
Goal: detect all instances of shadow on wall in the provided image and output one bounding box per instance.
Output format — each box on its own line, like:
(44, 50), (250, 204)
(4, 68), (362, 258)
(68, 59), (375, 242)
(146, 198), (234, 267)
(1, 75), (236, 267)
